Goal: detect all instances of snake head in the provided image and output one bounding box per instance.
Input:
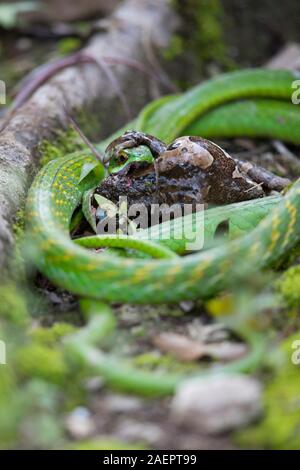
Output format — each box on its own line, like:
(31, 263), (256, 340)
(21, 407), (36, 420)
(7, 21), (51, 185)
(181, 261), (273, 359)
(107, 145), (155, 175)
(105, 130), (166, 175)
(105, 130), (138, 163)
(105, 130), (166, 159)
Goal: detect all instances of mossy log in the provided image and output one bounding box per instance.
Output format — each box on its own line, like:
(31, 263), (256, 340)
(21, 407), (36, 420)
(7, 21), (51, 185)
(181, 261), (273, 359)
(0, 0), (178, 269)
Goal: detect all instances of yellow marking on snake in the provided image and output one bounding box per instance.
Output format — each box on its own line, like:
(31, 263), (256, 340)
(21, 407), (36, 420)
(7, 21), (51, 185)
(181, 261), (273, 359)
(249, 241), (260, 258)
(220, 258), (232, 275)
(60, 254), (73, 262)
(191, 259), (211, 280)
(83, 263), (99, 271)
(282, 201), (297, 248)
(130, 264), (156, 284)
(163, 265), (182, 283)
(266, 211), (281, 257)
(41, 239), (56, 249)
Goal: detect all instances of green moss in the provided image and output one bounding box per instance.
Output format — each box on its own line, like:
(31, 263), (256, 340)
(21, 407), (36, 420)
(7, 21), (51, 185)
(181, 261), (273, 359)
(0, 282), (69, 448)
(28, 323), (88, 409)
(171, 0), (234, 73)
(31, 322), (77, 347)
(0, 388), (24, 448)
(38, 114), (102, 167)
(75, 108), (102, 141)
(38, 128), (85, 167)
(16, 344), (68, 384)
(0, 283), (29, 326)
(0, 366), (16, 402)
(0, 352), (65, 448)
(235, 332), (300, 449)
(192, 0), (226, 63)
(11, 209), (28, 282)
(13, 208), (25, 239)
(70, 438), (146, 450)
(58, 38), (81, 55)
(163, 35), (184, 61)
(237, 370), (300, 449)
(277, 265), (300, 308)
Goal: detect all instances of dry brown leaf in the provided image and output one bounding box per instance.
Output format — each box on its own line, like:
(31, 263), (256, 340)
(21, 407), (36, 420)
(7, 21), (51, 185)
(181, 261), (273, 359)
(153, 332), (247, 362)
(154, 332), (205, 361)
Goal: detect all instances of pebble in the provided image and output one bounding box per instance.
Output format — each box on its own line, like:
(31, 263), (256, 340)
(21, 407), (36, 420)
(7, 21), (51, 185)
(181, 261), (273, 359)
(65, 406), (96, 440)
(171, 374), (262, 434)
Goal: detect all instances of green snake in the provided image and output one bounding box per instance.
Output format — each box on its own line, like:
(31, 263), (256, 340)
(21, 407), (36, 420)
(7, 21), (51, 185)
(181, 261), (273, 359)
(26, 69), (300, 395)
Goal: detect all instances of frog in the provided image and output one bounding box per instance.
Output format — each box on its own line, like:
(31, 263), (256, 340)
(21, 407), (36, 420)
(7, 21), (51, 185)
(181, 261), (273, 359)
(97, 130), (289, 210)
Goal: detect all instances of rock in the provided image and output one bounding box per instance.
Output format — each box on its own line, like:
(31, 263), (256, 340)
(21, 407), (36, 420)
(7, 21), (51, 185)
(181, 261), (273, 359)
(171, 374), (262, 434)
(65, 406), (96, 440)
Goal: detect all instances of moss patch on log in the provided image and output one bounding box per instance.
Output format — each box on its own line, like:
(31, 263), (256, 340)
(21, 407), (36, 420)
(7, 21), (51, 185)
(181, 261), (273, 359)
(277, 265), (300, 309)
(38, 128), (86, 167)
(167, 0), (234, 84)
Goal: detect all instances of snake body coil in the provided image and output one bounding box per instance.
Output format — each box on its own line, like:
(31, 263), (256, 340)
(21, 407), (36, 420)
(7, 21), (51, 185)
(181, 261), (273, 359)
(27, 69), (300, 304)
(25, 68), (300, 395)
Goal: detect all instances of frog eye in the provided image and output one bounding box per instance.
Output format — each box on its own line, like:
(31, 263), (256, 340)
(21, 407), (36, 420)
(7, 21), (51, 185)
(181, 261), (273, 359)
(167, 142), (180, 150)
(117, 152), (128, 165)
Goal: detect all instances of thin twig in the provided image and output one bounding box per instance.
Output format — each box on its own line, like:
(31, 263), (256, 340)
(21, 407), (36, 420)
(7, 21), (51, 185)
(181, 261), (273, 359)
(243, 181), (264, 193)
(63, 104), (105, 164)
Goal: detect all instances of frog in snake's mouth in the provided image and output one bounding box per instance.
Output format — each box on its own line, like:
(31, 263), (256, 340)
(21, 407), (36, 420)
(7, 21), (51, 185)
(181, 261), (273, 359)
(96, 130), (289, 214)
